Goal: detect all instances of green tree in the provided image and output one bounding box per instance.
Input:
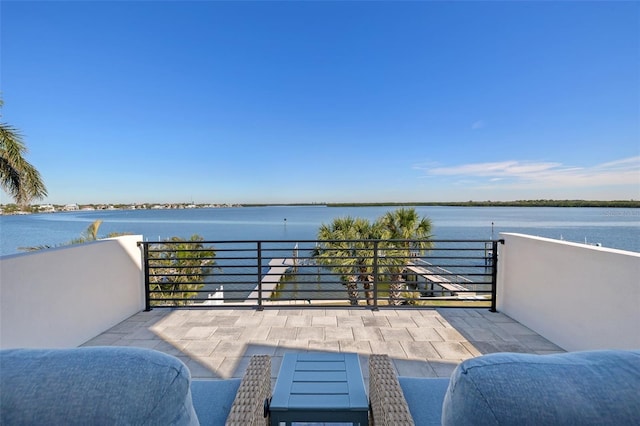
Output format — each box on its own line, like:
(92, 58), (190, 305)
(147, 235), (216, 306)
(315, 208), (433, 306)
(379, 208), (433, 305)
(0, 98), (47, 206)
(315, 217), (363, 305)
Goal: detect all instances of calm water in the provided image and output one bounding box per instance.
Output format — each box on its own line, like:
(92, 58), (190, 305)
(1, 206), (639, 256)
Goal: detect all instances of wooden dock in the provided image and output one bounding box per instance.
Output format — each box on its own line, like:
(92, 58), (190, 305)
(245, 258), (294, 302)
(406, 261), (477, 297)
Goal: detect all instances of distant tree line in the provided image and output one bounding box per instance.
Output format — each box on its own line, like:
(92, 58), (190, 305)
(327, 200), (640, 208)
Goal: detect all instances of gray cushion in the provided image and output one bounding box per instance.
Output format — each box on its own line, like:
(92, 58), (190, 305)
(442, 350), (640, 426)
(191, 379), (241, 426)
(398, 377), (450, 425)
(0, 346), (199, 425)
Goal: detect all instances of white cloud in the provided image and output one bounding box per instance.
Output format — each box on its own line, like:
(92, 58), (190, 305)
(416, 157), (640, 193)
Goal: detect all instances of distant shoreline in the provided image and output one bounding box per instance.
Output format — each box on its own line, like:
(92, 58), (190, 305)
(243, 200), (640, 208)
(323, 200), (640, 208)
(1, 199), (638, 215)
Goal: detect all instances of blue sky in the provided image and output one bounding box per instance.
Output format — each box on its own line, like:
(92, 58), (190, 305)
(1, 1), (639, 204)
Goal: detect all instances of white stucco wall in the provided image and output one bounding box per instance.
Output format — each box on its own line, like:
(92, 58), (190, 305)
(0, 235), (144, 349)
(497, 233), (640, 351)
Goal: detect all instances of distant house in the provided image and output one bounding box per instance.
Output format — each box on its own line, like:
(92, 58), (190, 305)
(38, 204), (56, 213)
(63, 204), (79, 211)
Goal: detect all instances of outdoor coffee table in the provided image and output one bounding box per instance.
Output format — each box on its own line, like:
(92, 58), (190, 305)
(269, 352), (369, 426)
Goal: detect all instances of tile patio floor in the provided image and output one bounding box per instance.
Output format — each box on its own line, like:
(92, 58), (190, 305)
(82, 307), (564, 387)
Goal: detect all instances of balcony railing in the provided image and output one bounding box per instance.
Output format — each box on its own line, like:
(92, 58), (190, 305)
(138, 239), (503, 311)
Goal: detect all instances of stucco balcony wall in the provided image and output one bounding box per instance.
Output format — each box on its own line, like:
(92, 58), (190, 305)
(497, 233), (640, 351)
(0, 235), (144, 349)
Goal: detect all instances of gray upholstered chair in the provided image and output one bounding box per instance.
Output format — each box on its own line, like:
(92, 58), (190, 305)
(0, 347), (271, 426)
(369, 350), (640, 426)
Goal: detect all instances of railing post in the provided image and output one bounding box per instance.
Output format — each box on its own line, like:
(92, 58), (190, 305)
(140, 242), (152, 312)
(489, 240), (501, 312)
(257, 241), (264, 311)
(372, 240), (379, 311)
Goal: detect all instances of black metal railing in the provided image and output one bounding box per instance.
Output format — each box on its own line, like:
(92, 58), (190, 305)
(138, 239), (503, 311)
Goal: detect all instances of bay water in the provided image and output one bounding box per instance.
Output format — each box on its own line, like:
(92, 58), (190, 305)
(1, 206), (639, 256)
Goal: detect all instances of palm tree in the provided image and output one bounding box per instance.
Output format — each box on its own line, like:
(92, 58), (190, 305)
(316, 217), (362, 305)
(0, 98), (47, 206)
(315, 217), (387, 305)
(379, 208), (433, 305)
(148, 235), (216, 306)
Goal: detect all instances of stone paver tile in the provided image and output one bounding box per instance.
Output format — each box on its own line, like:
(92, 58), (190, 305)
(234, 316), (264, 327)
(362, 317), (390, 327)
(82, 333), (124, 346)
(191, 356), (225, 376)
(456, 327), (501, 342)
(257, 309), (280, 317)
(337, 316), (364, 327)
(258, 316), (288, 327)
(460, 341), (483, 357)
(183, 315), (217, 326)
(436, 316), (466, 329)
(212, 326), (244, 340)
(306, 309), (328, 317)
(481, 325), (521, 342)
(417, 309), (441, 317)
(517, 334), (564, 352)
(307, 340), (340, 352)
(267, 327), (298, 340)
(275, 341), (308, 354)
(277, 309), (302, 316)
(434, 327), (466, 342)
(311, 316), (338, 327)
(431, 341), (475, 360)
(408, 327), (445, 342)
(285, 316), (313, 327)
(154, 313), (187, 327)
(210, 340), (246, 357)
(108, 321), (149, 334)
(153, 340), (189, 357)
(230, 356), (254, 378)
(349, 310), (373, 317)
(184, 358), (219, 379)
(184, 326), (216, 340)
(393, 358), (437, 378)
(379, 327), (414, 342)
(121, 339), (163, 349)
(470, 340), (531, 354)
(438, 308), (474, 318)
(480, 311), (517, 323)
(400, 341), (440, 360)
(184, 340), (217, 357)
(216, 357), (244, 379)
(387, 316), (418, 328)
(208, 316), (241, 326)
(372, 310), (398, 317)
(411, 315), (448, 328)
(243, 342), (278, 356)
(339, 340), (372, 354)
(428, 359), (459, 378)
(238, 325), (272, 341)
(369, 341), (407, 358)
(155, 326), (187, 340)
(352, 327), (383, 341)
(296, 326), (324, 341)
(496, 321), (538, 336)
(324, 326), (354, 340)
